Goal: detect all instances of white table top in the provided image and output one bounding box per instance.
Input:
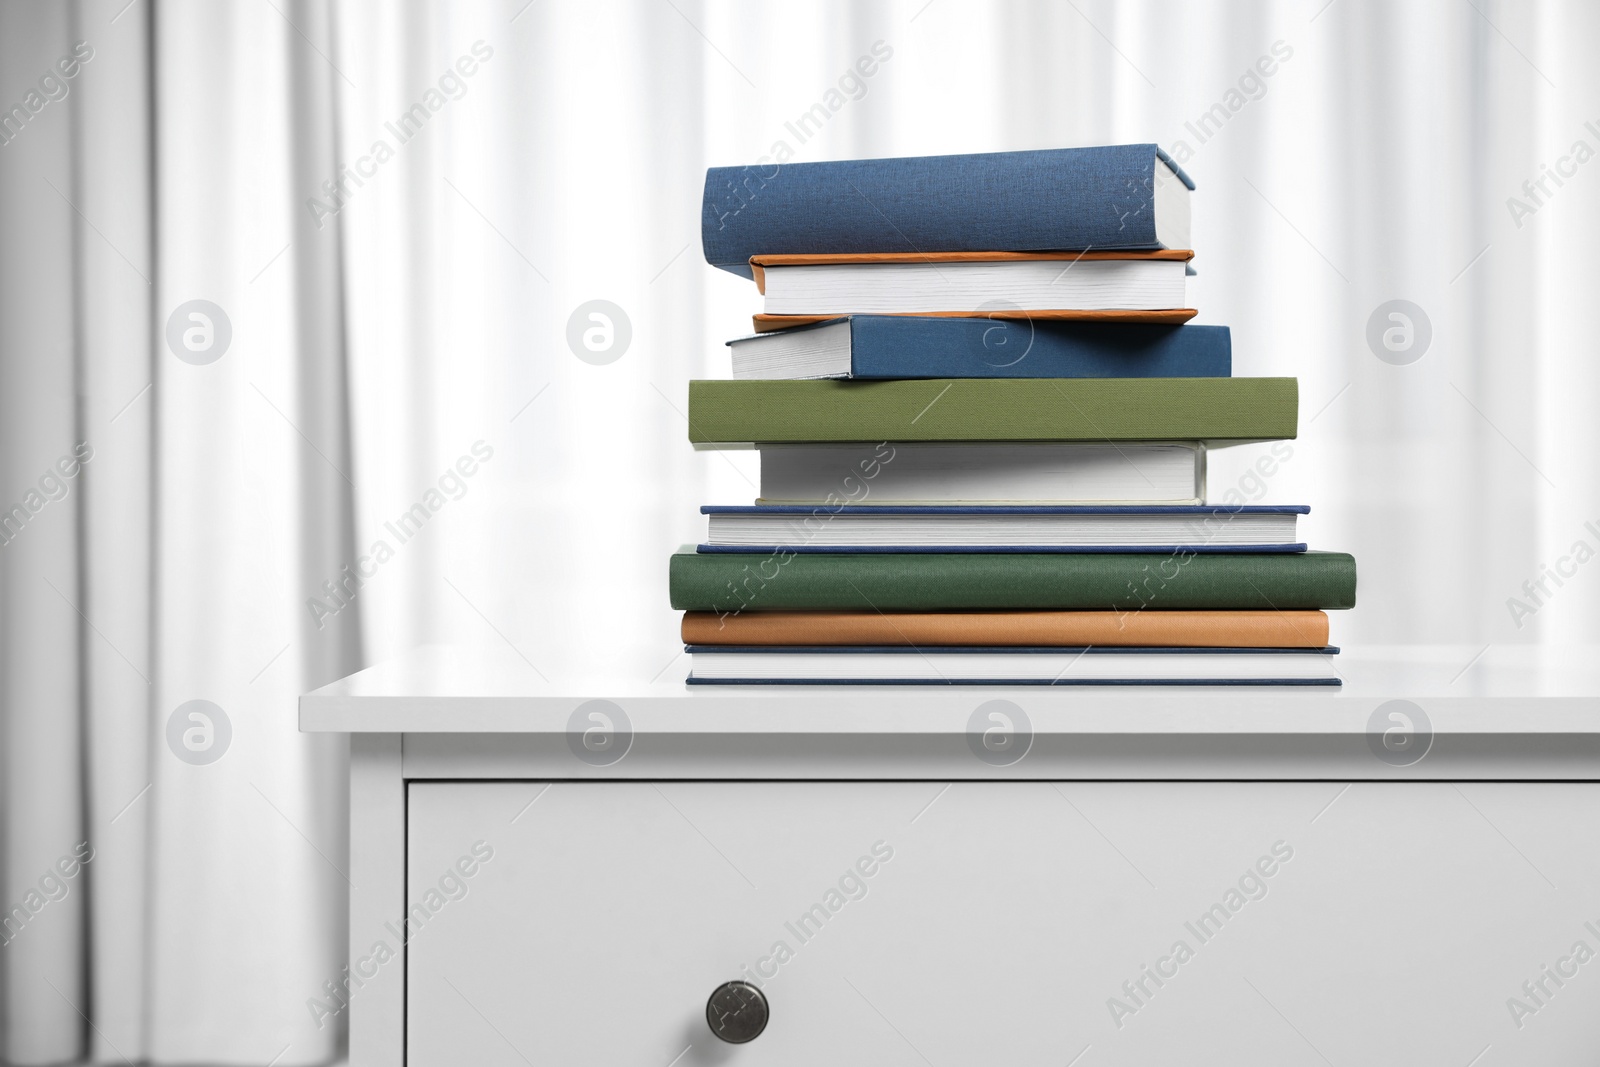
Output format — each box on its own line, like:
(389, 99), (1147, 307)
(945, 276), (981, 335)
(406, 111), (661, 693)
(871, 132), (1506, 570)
(300, 643), (1600, 734)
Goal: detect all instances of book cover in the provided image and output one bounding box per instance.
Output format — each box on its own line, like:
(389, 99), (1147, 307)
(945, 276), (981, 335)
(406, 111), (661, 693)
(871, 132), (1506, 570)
(732, 317), (1231, 380)
(746, 249), (1195, 292)
(752, 310), (1199, 331)
(757, 441), (1205, 505)
(684, 646), (1342, 686)
(750, 250), (1195, 321)
(686, 377), (1298, 446)
(702, 144), (1194, 279)
(668, 549), (1357, 614)
(698, 504), (1307, 553)
(688, 678), (1343, 687)
(681, 609), (1332, 647)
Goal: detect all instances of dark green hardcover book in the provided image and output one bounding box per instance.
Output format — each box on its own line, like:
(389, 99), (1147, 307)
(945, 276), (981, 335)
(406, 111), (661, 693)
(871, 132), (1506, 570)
(685, 377), (1297, 446)
(669, 549), (1356, 614)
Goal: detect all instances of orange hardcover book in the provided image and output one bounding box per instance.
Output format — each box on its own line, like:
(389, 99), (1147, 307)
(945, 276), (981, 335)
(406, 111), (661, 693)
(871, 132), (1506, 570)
(681, 610), (1329, 648)
(752, 309), (1198, 331)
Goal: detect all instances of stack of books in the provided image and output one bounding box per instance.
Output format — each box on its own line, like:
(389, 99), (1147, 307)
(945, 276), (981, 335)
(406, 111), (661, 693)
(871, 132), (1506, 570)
(671, 144), (1357, 685)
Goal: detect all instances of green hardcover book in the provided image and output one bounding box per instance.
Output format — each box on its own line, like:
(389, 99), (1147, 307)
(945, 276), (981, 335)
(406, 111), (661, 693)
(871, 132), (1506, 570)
(669, 549), (1356, 614)
(685, 377), (1297, 446)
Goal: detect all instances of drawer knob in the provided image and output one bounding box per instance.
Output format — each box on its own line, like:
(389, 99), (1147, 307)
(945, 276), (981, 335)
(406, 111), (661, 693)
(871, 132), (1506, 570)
(706, 980), (768, 1044)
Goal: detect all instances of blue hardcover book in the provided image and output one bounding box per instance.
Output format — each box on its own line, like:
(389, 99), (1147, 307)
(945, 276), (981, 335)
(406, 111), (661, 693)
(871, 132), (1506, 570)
(699, 504), (1308, 553)
(702, 144), (1194, 279)
(728, 316), (1230, 380)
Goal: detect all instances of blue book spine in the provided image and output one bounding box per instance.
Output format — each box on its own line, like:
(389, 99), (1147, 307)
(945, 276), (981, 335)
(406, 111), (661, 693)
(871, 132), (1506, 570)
(844, 317), (1230, 379)
(702, 144), (1195, 279)
(700, 505), (1306, 515)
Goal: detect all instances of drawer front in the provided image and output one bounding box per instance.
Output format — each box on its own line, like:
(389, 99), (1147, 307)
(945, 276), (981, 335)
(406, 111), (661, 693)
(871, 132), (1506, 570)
(406, 781), (1600, 1065)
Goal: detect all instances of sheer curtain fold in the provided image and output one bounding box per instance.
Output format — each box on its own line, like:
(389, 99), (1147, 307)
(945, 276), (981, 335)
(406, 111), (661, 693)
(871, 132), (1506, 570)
(77, 1), (154, 1060)
(0, 3), (90, 1062)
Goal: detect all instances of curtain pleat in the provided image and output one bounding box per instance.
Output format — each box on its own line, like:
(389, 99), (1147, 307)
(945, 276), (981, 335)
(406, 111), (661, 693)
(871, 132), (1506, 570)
(77, 0), (155, 1060)
(0, 2), (89, 1061)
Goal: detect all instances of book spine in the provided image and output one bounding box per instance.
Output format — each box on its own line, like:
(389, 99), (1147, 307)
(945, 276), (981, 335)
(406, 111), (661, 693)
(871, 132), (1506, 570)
(849, 319), (1231, 379)
(668, 551), (1358, 614)
(702, 145), (1173, 279)
(682, 610), (1331, 647)
(685, 377), (1297, 445)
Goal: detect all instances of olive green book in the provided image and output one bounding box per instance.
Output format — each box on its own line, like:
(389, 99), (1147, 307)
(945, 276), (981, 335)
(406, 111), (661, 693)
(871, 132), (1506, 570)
(685, 377), (1297, 446)
(669, 549), (1356, 615)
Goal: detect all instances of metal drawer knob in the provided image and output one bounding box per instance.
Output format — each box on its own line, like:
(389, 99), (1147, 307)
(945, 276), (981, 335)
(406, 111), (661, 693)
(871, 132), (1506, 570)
(706, 980), (768, 1043)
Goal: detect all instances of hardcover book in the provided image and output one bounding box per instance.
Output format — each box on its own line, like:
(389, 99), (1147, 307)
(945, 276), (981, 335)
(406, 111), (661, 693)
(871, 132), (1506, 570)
(729, 317), (1231, 381)
(668, 549), (1358, 614)
(698, 504), (1308, 553)
(757, 442), (1207, 505)
(681, 609), (1332, 648)
(685, 645), (1342, 686)
(702, 143), (1194, 279)
(749, 251), (1194, 321)
(687, 378), (1298, 447)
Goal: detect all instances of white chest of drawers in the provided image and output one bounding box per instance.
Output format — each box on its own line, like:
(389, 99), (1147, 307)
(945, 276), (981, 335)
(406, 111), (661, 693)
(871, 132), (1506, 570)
(301, 645), (1600, 1066)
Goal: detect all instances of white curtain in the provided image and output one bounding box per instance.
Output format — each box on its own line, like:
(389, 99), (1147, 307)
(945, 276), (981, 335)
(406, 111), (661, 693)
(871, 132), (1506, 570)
(2, 0), (1596, 1063)
(3, 1), (355, 1063)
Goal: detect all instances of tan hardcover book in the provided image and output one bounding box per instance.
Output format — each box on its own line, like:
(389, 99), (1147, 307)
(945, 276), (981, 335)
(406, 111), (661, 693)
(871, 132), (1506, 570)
(682, 610), (1329, 648)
